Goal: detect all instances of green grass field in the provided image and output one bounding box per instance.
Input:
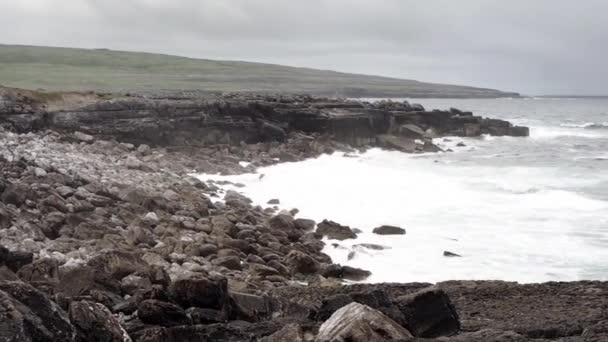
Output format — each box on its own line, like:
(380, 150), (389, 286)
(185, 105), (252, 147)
(0, 44), (517, 97)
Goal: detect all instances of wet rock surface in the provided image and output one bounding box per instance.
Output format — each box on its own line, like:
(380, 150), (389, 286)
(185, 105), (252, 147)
(0, 89), (603, 341)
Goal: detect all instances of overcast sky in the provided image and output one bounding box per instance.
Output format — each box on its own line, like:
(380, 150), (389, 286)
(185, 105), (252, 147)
(1, 0), (606, 95)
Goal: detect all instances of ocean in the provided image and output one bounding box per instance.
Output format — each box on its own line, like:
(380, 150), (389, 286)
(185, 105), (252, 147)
(196, 98), (608, 283)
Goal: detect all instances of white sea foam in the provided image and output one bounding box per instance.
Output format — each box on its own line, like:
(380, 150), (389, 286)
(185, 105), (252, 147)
(530, 126), (604, 139)
(196, 148), (608, 284)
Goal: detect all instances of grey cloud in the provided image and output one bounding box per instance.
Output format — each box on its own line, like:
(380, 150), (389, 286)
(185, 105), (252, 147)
(1, 0), (607, 95)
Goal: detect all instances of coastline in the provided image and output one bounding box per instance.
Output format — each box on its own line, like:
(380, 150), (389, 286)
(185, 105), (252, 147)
(0, 87), (606, 341)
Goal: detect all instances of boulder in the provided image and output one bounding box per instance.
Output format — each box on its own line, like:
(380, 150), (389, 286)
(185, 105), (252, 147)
(186, 307), (227, 325)
(341, 266), (372, 281)
(229, 291), (272, 322)
(56, 266), (121, 297)
(17, 258), (60, 282)
(0, 281), (77, 341)
(396, 288), (460, 337)
(87, 250), (149, 279)
(267, 199), (280, 205)
(120, 274), (153, 295)
(168, 275), (229, 310)
(138, 299), (191, 327)
(316, 220), (357, 240)
(372, 225), (406, 235)
(398, 124), (427, 139)
(284, 250), (320, 275)
(268, 213), (295, 230)
(316, 302), (412, 342)
(69, 300), (131, 342)
(213, 256), (242, 270)
(376, 134), (417, 153)
(260, 323), (315, 342)
(294, 218), (316, 231)
(0, 246), (34, 272)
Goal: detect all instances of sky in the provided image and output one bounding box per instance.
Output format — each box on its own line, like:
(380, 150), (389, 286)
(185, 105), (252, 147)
(0, 0), (606, 95)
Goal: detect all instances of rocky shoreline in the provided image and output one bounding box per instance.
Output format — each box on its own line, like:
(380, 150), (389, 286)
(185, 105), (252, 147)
(0, 87), (606, 341)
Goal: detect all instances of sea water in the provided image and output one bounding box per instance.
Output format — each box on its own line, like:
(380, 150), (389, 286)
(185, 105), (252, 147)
(196, 98), (608, 283)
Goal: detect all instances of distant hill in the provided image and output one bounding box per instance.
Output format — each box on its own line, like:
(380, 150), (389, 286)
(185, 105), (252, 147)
(0, 44), (518, 98)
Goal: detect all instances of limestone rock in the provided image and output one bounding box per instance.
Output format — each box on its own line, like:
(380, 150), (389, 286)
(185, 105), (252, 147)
(316, 302), (412, 342)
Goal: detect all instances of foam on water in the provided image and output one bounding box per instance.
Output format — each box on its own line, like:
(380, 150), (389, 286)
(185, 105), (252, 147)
(196, 147), (608, 284)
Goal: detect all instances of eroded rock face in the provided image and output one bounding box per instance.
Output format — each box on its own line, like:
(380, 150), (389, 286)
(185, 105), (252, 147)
(316, 302), (413, 342)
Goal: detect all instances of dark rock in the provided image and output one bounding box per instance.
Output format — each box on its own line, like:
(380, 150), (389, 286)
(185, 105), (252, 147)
(197, 243), (218, 257)
(260, 121), (287, 142)
(316, 220), (357, 240)
(0, 246), (34, 272)
(294, 218), (316, 231)
(443, 251), (462, 257)
(511, 125), (530, 137)
(229, 291), (272, 322)
(120, 274), (153, 295)
(341, 266), (372, 281)
(284, 250), (319, 275)
(138, 299), (191, 327)
(87, 250), (148, 280)
(396, 288), (460, 337)
(267, 199), (280, 205)
(17, 258), (59, 282)
(69, 300), (131, 342)
(169, 275), (228, 310)
(1, 183), (33, 206)
(376, 134), (417, 153)
(0, 281), (77, 341)
(316, 294), (354, 321)
(316, 302), (412, 342)
(259, 323), (315, 342)
(213, 256), (242, 270)
(186, 307), (226, 324)
(0, 266), (19, 281)
(372, 225), (406, 235)
(398, 124), (427, 139)
(56, 266), (121, 297)
(268, 213), (295, 230)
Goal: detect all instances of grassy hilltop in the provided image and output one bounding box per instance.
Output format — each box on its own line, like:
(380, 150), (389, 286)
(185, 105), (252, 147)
(0, 44), (518, 98)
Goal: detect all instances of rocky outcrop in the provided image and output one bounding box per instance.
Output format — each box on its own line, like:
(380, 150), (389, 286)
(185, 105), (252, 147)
(1, 89), (529, 151)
